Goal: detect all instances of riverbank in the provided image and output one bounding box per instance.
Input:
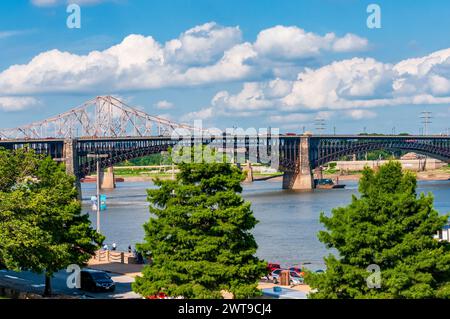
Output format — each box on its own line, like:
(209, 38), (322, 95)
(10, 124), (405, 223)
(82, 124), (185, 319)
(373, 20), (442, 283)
(324, 169), (450, 182)
(113, 170), (450, 183)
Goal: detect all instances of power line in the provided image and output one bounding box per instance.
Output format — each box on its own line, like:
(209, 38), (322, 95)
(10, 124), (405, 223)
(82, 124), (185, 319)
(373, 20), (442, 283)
(314, 118), (325, 135)
(420, 111), (432, 136)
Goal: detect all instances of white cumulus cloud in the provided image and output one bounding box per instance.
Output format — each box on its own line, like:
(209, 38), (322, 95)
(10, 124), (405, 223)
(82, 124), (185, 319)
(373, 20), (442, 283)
(0, 97), (39, 111)
(155, 100), (174, 110)
(0, 22), (370, 98)
(0, 24), (256, 95)
(254, 25), (368, 60)
(164, 22), (242, 66)
(190, 48), (450, 124)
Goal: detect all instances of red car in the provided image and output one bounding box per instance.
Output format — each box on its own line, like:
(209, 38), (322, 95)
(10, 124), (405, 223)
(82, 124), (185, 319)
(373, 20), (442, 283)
(267, 263), (281, 273)
(147, 292), (168, 299)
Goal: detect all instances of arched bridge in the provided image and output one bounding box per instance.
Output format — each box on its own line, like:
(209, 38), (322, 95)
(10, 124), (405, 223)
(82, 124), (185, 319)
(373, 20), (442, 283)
(0, 96), (449, 192)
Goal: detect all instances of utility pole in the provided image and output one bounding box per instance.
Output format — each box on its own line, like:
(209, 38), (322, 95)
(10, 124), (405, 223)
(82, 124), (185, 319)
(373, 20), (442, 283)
(420, 111), (432, 136)
(87, 153), (109, 233)
(314, 118), (325, 135)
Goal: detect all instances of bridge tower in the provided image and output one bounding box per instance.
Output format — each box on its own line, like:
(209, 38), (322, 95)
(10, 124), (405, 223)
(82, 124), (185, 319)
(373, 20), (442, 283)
(282, 136), (314, 190)
(63, 139), (82, 200)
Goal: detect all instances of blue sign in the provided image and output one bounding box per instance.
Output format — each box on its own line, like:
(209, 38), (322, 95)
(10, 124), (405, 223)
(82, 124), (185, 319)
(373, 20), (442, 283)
(100, 194), (107, 211)
(91, 195), (107, 211)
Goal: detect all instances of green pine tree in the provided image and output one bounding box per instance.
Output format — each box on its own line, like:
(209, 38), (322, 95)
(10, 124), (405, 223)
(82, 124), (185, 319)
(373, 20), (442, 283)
(307, 161), (450, 298)
(0, 148), (104, 296)
(132, 162), (266, 299)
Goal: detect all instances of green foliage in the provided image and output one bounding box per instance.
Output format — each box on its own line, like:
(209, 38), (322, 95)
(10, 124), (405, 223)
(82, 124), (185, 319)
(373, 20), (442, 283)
(323, 162), (338, 174)
(119, 153), (171, 166)
(0, 148), (103, 295)
(118, 147), (174, 166)
(132, 162), (266, 299)
(307, 161), (450, 299)
(329, 162), (337, 169)
(364, 150), (394, 160)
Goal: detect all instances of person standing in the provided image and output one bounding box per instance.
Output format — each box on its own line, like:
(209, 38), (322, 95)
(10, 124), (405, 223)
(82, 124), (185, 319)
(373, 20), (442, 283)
(112, 242), (117, 251)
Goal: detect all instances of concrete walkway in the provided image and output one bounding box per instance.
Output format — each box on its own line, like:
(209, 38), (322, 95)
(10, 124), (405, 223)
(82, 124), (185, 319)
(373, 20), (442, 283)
(87, 259), (145, 278)
(87, 260), (312, 296)
(257, 280), (311, 293)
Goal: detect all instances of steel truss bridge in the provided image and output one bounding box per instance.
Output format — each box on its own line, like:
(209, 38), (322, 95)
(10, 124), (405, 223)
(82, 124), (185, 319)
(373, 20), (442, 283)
(0, 96), (449, 190)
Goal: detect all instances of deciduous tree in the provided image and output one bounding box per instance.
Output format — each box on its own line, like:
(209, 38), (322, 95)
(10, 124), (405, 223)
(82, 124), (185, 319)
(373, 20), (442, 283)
(0, 148), (103, 296)
(307, 161), (450, 298)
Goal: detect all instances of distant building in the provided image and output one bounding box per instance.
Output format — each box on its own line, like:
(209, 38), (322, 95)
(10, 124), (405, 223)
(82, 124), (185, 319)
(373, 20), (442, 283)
(435, 224), (450, 242)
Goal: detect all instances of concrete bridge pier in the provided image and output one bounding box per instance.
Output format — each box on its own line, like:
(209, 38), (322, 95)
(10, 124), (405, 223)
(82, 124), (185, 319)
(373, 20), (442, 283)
(63, 139), (82, 200)
(242, 161), (254, 183)
(100, 167), (116, 190)
(282, 136), (314, 190)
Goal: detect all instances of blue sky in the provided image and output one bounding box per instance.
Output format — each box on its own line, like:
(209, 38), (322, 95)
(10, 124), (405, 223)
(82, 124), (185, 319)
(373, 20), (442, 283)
(0, 0), (450, 134)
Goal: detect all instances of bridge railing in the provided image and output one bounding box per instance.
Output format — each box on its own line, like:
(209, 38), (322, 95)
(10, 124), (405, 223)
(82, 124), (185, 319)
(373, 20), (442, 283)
(91, 250), (137, 264)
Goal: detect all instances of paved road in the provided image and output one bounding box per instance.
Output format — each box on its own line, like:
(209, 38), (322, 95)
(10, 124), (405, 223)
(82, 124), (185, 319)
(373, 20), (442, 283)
(0, 268), (141, 299)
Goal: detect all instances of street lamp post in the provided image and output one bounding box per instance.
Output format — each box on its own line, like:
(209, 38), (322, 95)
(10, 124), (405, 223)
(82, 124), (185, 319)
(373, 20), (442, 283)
(87, 154), (109, 233)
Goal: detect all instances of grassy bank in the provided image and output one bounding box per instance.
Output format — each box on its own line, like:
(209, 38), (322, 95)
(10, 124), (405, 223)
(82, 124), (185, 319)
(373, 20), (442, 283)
(113, 167), (283, 178)
(114, 168), (174, 177)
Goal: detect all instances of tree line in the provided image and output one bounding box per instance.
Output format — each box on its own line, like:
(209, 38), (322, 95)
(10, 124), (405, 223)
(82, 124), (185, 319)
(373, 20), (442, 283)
(1, 147), (449, 298)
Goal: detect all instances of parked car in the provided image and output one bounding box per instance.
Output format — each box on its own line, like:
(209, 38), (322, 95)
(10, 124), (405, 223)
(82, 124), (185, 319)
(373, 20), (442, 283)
(271, 268), (285, 283)
(79, 269), (115, 292)
(147, 292), (168, 299)
(289, 271), (304, 285)
(289, 267), (305, 277)
(289, 266), (302, 273)
(267, 263), (281, 273)
(272, 269), (304, 285)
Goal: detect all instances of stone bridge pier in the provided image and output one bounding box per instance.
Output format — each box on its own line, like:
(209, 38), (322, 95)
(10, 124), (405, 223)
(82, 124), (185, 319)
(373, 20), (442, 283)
(100, 167), (116, 189)
(63, 139), (82, 200)
(282, 136), (314, 190)
(242, 161), (254, 183)
(63, 139), (117, 201)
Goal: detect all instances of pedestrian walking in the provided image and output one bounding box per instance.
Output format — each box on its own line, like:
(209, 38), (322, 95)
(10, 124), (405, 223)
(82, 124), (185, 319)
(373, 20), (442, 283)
(112, 242), (117, 251)
(103, 243), (109, 251)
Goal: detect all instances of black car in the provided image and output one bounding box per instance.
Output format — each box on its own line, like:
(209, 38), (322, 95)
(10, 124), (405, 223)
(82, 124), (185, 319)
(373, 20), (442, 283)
(79, 269), (116, 292)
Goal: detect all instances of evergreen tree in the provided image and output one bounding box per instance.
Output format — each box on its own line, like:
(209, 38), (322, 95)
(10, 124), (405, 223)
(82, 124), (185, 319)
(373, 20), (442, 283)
(0, 148), (103, 296)
(307, 161), (450, 298)
(132, 162), (266, 299)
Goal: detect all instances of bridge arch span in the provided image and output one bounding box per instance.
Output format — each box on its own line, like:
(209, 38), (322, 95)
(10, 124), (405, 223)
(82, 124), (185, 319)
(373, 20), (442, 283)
(313, 143), (450, 169)
(77, 139), (179, 178)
